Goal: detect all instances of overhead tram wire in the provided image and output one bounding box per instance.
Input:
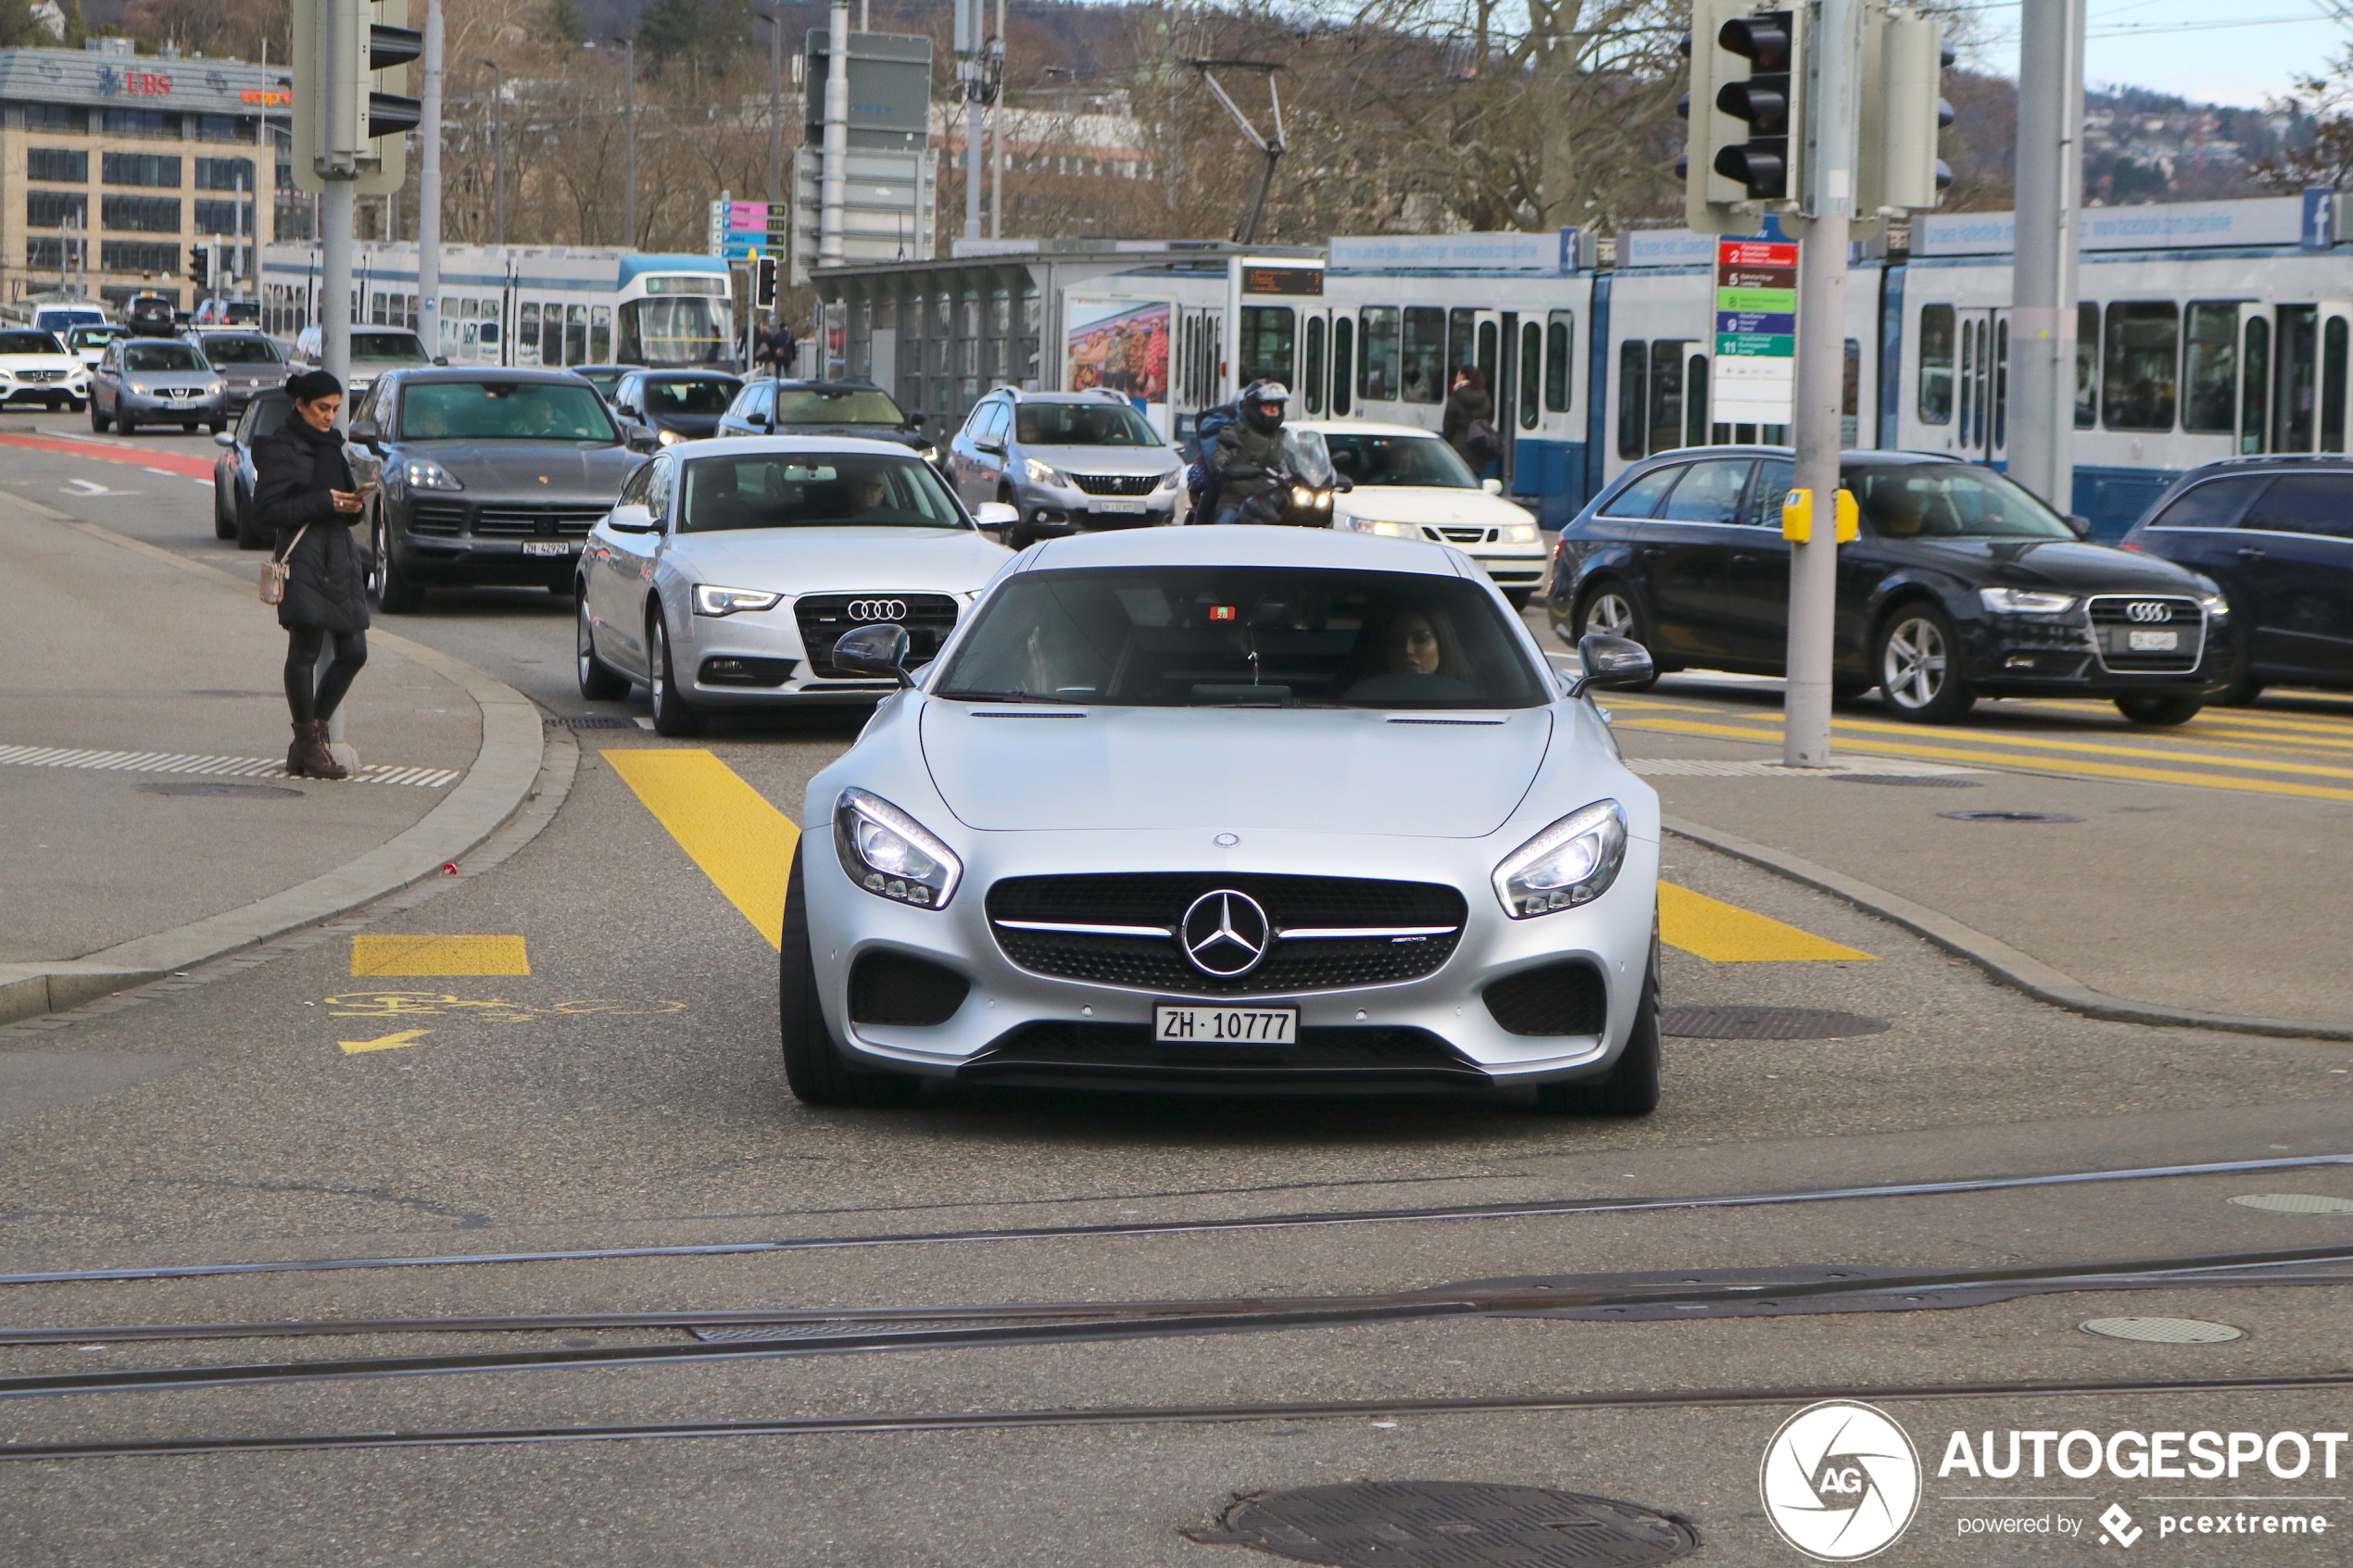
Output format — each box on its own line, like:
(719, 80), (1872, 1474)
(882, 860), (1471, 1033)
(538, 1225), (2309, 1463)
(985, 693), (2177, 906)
(2, 1151), (2347, 1290)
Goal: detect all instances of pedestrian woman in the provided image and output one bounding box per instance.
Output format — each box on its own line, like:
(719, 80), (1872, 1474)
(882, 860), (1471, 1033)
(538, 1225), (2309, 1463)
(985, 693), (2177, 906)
(1441, 365), (1495, 473)
(256, 369), (368, 781)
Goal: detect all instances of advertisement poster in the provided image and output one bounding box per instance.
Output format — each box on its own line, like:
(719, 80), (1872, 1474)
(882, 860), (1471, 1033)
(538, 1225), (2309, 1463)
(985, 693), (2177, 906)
(1064, 294), (1172, 434)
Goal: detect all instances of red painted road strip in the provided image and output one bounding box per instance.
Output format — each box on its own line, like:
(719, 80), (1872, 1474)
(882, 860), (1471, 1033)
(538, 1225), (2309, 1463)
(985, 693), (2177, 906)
(0, 432), (216, 479)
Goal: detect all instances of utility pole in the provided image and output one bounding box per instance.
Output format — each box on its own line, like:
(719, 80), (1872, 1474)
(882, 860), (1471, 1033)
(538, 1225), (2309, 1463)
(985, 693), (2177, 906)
(621, 37), (636, 246)
(768, 4), (785, 209)
(820, 0), (849, 265)
(958, 0), (983, 240)
(989, 0), (1005, 239)
(419, 0), (442, 358)
(2008, 0), (2087, 514)
(482, 59), (506, 246)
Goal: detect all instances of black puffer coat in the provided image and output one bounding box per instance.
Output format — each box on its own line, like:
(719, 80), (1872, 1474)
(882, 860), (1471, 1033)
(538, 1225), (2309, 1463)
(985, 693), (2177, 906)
(254, 417), (370, 633)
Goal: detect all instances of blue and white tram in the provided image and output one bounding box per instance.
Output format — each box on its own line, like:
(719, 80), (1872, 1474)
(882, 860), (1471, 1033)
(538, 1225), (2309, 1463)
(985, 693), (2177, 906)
(258, 243), (736, 371)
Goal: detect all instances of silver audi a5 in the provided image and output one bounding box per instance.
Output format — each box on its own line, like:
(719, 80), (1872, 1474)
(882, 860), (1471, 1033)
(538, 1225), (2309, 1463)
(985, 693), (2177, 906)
(784, 525), (1666, 1113)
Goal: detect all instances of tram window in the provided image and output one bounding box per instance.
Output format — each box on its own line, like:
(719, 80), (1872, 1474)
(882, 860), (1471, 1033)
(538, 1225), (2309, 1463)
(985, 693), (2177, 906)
(2102, 302), (2178, 431)
(1360, 307), (1399, 401)
(1918, 305), (1954, 424)
(1545, 312), (1573, 413)
(1303, 316), (1327, 416)
(2076, 303), (2099, 427)
(1239, 306), (1295, 386)
(1400, 307), (1444, 402)
(519, 302), (540, 362)
(2278, 305), (2318, 453)
(566, 304), (589, 367)
(1519, 322), (1541, 430)
(1993, 320), (2007, 449)
(1647, 340), (1687, 457)
(2241, 315), (2270, 454)
(591, 306), (611, 364)
(2182, 302), (2237, 433)
(1617, 340), (1648, 459)
(371, 292), (388, 325)
(1477, 320), (1499, 394)
(1843, 338), (1861, 445)
(1332, 316), (1354, 416)
(1447, 309), (1476, 387)
(2323, 317), (2348, 453)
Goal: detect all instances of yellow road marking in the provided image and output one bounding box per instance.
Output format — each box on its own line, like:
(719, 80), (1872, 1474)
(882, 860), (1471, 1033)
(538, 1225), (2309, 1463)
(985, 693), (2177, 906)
(604, 748), (799, 948)
(339, 1028), (432, 1055)
(1819, 713), (2353, 782)
(350, 935), (530, 976)
(1658, 882), (1877, 962)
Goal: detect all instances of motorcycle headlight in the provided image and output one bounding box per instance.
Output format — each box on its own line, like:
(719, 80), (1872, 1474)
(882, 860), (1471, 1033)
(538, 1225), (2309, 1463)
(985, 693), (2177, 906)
(691, 583), (783, 617)
(1978, 587), (2077, 616)
(1365, 521), (1420, 539)
(1025, 458), (1064, 487)
(1500, 522), (1540, 544)
(1291, 485), (1315, 508)
(835, 787), (963, 909)
(399, 457), (464, 492)
(1492, 800), (1627, 919)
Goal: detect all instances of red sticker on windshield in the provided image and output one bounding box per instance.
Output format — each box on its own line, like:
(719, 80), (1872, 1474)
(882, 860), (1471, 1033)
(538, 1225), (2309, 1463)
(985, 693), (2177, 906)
(1209, 606), (1237, 621)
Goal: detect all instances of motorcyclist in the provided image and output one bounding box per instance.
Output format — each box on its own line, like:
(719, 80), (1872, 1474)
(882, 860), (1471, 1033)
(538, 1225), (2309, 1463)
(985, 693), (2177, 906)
(1209, 380), (1290, 525)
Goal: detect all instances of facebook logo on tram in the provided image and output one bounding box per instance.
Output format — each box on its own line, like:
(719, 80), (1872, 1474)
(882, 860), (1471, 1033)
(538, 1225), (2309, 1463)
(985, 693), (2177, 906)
(2302, 187), (2335, 251)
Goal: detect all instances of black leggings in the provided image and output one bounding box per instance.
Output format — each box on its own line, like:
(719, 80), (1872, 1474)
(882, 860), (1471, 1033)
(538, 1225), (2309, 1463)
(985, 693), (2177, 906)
(284, 628), (368, 724)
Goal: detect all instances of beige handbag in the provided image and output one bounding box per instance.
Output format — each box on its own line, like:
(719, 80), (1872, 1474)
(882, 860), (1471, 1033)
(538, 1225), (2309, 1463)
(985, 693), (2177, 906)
(260, 523), (310, 606)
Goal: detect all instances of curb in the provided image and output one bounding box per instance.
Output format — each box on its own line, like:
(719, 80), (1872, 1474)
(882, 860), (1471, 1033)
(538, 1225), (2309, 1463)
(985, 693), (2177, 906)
(0, 509), (549, 1023)
(1662, 814), (2353, 1043)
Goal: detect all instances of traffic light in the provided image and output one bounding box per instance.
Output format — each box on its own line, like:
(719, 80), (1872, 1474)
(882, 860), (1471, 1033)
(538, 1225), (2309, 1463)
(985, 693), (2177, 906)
(1856, 7), (1954, 214)
(292, 0), (422, 197)
(190, 244), (210, 292)
(755, 255), (778, 310)
(1681, 0), (1803, 232)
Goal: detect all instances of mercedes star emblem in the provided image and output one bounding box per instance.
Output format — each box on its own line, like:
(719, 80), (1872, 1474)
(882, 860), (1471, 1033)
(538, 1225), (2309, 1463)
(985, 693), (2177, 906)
(1181, 889), (1271, 978)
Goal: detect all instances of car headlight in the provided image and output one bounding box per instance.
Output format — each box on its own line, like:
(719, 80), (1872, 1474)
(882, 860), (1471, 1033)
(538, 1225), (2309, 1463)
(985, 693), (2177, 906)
(691, 583), (783, 617)
(1499, 522), (1540, 544)
(399, 457), (463, 492)
(1155, 468), (1180, 490)
(1025, 457), (1064, 487)
(914, 441), (939, 461)
(657, 428), (685, 446)
(1978, 587), (2078, 616)
(835, 787), (962, 909)
(1492, 799), (1627, 919)
(1364, 521), (1420, 539)
(2193, 583), (2229, 615)
(208, 380), (225, 394)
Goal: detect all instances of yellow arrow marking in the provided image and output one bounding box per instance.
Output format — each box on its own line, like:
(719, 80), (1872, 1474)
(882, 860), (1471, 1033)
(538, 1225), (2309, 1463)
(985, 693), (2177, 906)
(339, 1029), (433, 1055)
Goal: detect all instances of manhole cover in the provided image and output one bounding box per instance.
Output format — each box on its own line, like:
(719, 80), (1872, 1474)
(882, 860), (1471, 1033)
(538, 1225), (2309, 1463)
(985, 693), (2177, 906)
(2229, 1193), (2353, 1215)
(553, 715), (640, 729)
(1189, 1481), (1699, 1567)
(1661, 1006), (1890, 1040)
(1937, 809), (2082, 823)
(1834, 773), (1983, 787)
(2081, 1317), (2244, 1345)
(135, 781), (303, 799)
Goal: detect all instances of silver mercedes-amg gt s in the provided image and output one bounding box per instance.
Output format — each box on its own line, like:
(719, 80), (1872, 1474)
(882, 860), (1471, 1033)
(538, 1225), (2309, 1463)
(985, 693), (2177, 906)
(781, 525), (1665, 1112)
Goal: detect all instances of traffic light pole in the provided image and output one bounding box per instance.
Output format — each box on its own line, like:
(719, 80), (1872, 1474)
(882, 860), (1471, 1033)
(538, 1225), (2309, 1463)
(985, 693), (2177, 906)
(419, 0), (443, 361)
(2007, 0), (2086, 516)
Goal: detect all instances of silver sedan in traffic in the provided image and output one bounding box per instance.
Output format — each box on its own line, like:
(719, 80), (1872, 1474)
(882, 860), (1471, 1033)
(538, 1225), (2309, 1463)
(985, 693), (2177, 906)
(90, 335), (229, 434)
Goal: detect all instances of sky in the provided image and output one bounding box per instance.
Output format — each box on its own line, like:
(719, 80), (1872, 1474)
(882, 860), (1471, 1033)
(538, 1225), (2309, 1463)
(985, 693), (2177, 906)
(1965, 0), (2349, 109)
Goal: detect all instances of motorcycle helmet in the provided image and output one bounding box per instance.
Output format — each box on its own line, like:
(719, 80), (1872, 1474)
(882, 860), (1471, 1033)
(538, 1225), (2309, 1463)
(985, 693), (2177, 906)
(1242, 379), (1290, 434)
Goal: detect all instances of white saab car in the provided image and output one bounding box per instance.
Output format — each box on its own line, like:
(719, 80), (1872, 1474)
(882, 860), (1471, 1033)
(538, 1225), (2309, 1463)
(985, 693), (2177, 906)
(0, 327), (90, 411)
(781, 524), (1665, 1114)
(575, 436), (1014, 734)
(1295, 421), (1549, 608)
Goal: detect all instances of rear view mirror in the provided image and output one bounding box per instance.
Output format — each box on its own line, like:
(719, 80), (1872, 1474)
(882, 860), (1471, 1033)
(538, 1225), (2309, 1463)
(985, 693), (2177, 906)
(212, 430), (236, 449)
(833, 623), (915, 686)
(606, 504), (658, 534)
(1569, 633), (1655, 696)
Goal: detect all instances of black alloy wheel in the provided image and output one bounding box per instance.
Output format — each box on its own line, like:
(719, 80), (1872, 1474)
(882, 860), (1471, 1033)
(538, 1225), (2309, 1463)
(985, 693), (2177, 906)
(212, 473), (237, 540)
(2215, 612), (2263, 707)
(576, 592), (630, 700)
(1536, 935), (1662, 1116)
(777, 844), (922, 1108)
(1573, 582), (1661, 692)
(1876, 602), (1974, 723)
(118, 408), (136, 435)
(647, 610), (706, 736)
(2115, 693), (2205, 726)
(367, 508), (427, 612)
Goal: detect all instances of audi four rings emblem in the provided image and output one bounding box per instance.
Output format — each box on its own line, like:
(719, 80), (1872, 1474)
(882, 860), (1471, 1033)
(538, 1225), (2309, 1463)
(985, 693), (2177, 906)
(2126, 601), (2173, 622)
(1181, 890), (1271, 977)
(846, 600), (907, 621)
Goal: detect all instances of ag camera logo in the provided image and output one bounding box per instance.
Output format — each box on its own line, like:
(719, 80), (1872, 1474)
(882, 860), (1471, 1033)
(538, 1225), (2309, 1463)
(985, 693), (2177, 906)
(1760, 1400), (1922, 1561)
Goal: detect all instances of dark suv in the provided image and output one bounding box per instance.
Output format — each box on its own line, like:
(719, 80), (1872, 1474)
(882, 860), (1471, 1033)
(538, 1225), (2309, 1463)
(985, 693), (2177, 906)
(2120, 457), (2353, 703)
(346, 368), (655, 611)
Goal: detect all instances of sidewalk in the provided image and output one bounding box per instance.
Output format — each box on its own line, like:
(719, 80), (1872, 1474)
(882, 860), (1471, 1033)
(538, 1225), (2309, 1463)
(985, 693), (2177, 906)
(0, 491), (545, 1021)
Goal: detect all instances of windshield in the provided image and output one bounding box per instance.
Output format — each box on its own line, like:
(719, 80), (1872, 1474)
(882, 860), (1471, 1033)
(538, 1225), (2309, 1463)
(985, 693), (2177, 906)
(642, 378), (737, 415)
(200, 335), (282, 365)
(936, 566), (1547, 709)
(399, 381), (616, 442)
(125, 342), (204, 371)
(1015, 402), (1160, 446)
(39, 310), (105, 332)
(1845, 462), (2076, 541)
(0, 332), (64, 356)
(679, 454), (965, 533)
(354, 331), (430, 363)
(1322, 432), (1479, 489)
(774, 387), (905, 426)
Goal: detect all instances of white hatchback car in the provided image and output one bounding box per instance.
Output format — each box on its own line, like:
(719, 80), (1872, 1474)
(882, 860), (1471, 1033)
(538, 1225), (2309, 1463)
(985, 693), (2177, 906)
(0, 327), (90, 411)
(1294, 420), (1548, 607)
(575, 436), (1014, 733)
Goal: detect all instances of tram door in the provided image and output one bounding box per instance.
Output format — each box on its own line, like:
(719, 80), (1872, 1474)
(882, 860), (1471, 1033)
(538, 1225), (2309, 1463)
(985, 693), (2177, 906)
(2240, 302), (2353, 455)
(1954, 307), (2009, 466)
(1297, 308), (1334, 420)
(1175, 307), (1223, 448)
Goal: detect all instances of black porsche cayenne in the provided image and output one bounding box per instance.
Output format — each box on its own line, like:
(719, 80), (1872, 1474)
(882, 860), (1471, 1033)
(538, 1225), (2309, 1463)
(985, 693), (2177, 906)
(1546, 449), (2231, 724)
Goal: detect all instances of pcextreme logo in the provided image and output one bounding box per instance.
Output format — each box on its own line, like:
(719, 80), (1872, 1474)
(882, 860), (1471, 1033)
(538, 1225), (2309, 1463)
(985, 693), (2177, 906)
(1760, 1400), (1923, 1561)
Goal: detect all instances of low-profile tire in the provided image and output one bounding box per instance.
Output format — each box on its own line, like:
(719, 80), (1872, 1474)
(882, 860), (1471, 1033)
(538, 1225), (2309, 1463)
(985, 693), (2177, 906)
(1875, 601), (1974, 723)
(212, 478), (236, 540)
(1535, 942), (1662, 1117)
(368, 509), (427, 612)
(66, 397), (85, 413)
(2214, 613), (2263, 706)
(233, 484), (271, 550)
(778, 844), (922, 1108)
(119, 411), (136, 435)
(1572, 580), (1662, 691)
(89, 399), (109, 433)
(576, 593), (631, 700)
(2115, 693), (2204, 726)
(648, 610), (707, 736)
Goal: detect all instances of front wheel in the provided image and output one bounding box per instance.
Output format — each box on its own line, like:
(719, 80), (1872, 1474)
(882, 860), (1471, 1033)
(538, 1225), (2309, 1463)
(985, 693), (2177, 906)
(234, 482), (271, 550)
(1877, 604), (1974, 723)
(1504, 587), (1534, 612)
(89, 399), (109, 433)
(212, 477), (236, 540)
(778, 844), (922, 1108)
(2116, 693), (2204, 726)
(576, 594), (630, 700)
(648, 611), (706, 736)
(368, 510), (427, 612)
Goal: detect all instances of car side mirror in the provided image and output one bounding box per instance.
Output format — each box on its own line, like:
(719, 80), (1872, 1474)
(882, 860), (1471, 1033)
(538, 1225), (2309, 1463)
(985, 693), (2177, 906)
(607, 504), (658, 534)
(975, 439), (1004, 457)
(833, 622), (915, 686)
(213, 430), (237, 449)
(624, 423), (661, 455)
(2065, 513), (2092, 539)
(431, 355), (448, 367)
(972, 500), (1019, 541)
(1334, 478), (1353, 494)
(746, 410), (771, 430)
(347, 418), (382, 446)
(1482, 477), (1504, 495)
(1569, 633), (1655, 696)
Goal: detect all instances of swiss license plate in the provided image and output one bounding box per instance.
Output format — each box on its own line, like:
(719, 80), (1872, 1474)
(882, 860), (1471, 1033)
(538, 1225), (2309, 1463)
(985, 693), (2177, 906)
(2127, 629), (2179, 651)
(1093, 499), (1147, 514)
(522, 541), (574, 557)
(1153, 1005), (1297, 1045)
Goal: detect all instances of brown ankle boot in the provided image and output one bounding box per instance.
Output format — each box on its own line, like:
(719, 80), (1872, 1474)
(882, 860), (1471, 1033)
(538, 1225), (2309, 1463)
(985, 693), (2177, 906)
(290, 720), (348, 780)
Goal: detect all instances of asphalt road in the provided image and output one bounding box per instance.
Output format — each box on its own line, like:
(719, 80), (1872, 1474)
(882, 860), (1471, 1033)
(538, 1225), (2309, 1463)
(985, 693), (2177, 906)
(4, 412), (2351, 1567)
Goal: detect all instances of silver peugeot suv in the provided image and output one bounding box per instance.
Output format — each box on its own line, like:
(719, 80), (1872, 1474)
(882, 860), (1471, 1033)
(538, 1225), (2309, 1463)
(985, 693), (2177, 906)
(945, 388), (1186, 546)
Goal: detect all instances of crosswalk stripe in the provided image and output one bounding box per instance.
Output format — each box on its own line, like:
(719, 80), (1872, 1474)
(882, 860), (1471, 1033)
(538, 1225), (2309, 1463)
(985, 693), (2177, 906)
(604, 749), (799, 949)
(1658, 883), (1877, 962)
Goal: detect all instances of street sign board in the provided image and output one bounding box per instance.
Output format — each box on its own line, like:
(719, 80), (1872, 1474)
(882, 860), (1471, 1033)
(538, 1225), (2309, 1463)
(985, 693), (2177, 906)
(1710, 239), (1797, 426)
